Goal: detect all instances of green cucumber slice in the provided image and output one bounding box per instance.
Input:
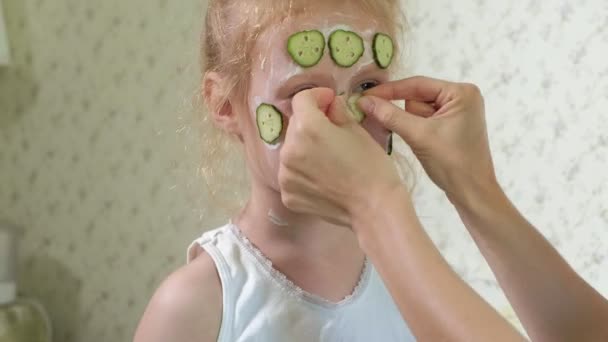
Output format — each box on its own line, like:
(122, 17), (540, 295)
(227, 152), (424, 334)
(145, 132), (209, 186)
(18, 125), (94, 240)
(373, 33), (394, 69)
(256, 104), (284, 144)
(387, 132), (393, 155)
(347, 94), (366, 123)
(328, 30), (365, 67)
(287, 30), (325, 67)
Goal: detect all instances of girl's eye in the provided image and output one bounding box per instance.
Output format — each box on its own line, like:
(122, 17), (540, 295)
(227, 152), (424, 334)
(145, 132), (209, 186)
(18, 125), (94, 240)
(355, 81), (379, 93)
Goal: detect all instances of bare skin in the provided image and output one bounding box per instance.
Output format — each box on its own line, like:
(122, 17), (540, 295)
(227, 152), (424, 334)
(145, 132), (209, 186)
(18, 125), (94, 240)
(133, 251), (222, 342)
(278, 77), (608, 341)
(280, 87), (525, 341)
(363, 77), (608, 342)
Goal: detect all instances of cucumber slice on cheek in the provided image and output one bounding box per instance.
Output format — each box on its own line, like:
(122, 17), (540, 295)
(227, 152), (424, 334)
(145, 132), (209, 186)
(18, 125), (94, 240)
(373, 33), (394, 69)
(256, 104), (284, 145)
(328, 30), (365, 67)
(287, 30), (326, 67)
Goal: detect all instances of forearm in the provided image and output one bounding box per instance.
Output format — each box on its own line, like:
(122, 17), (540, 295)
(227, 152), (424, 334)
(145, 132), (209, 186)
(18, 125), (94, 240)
(353, 186), (524, 341)
(450, 179), (608, 342)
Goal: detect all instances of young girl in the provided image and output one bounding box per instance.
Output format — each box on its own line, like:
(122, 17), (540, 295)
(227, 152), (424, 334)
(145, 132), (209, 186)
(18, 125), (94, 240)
(135, 0), (415, 341)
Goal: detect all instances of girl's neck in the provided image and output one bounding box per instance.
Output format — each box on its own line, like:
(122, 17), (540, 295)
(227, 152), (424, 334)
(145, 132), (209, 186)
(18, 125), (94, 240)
(231, 179), (367, 303)
(233, 179), (364, 264)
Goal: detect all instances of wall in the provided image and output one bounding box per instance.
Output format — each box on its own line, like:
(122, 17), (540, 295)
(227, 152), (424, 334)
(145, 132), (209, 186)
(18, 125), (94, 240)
(0, 1), (211, 341)
(0, 0), (606, 340)
(406, 0), (608, 330)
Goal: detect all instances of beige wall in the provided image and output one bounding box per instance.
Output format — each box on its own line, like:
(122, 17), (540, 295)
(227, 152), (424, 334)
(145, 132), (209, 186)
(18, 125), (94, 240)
(0, 1), (216, 341)
(0, 0), (606, 341)
(404, 0), (608, 330)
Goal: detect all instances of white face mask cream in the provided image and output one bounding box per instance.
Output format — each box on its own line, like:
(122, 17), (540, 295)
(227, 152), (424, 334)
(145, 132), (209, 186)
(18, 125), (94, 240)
(268, 209), (290, 227)
(249, 17), (391, 150)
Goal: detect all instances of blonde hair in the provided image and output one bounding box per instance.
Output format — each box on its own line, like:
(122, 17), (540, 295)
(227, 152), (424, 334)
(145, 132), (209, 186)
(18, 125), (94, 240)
(201, 0), (406, 111)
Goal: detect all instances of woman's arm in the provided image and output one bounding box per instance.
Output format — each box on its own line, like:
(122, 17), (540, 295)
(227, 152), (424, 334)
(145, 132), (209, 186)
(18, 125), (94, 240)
(362, 76), (608, 342)
(450, 178), (608, 342)
(353, 184), (524, 341)
(279, 88), (524, 341)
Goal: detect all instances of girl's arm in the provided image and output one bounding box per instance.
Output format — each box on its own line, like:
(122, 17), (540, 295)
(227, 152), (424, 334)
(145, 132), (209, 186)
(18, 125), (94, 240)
(133, 252), (222, 342)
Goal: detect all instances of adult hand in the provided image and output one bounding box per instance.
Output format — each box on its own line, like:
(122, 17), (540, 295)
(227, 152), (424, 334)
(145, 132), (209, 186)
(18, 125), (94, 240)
(359, 78), (608, 342)
(359, 76), (497, 202)
(278, 87), (527, 342)
(278, 88), (403, 227)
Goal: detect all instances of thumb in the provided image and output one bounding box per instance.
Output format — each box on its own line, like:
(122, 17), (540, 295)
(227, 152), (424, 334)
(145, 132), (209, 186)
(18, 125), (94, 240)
(358, 95), (426, 144)
(292, 87), (336, 119)
(326, 96), (354, 126)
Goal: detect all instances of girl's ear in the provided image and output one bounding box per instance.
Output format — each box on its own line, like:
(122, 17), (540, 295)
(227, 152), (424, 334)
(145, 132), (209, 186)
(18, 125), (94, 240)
(203, 72), (241, 135)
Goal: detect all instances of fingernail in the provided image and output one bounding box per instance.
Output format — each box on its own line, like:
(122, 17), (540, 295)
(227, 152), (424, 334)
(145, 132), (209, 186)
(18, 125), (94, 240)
(357, 97), (375, 113)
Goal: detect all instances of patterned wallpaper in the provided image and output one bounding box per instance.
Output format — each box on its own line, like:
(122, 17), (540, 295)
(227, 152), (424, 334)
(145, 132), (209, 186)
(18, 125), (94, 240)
(0, 0), (606, 341)
(405, 0), (608, 330)
(0, 0), (214, 341)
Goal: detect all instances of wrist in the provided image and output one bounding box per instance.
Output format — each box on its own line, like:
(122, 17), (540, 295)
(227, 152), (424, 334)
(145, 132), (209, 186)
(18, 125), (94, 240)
(350, 183), (415, 245)
(350, 180), (411, 218)
(446, 172), (501, 207)
(447, 176), (514, 228)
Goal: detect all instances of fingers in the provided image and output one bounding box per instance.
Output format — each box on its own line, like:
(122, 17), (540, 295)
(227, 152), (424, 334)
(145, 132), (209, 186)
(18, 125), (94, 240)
(326, 96), (355, 126)
(292, 87), (336, 119)
(357, 95), (425, 144)
(278, 166), (350, 226)
(406, 100), (437, 118)
(364, 76), (448, 102)
(287, 88), (336, 146)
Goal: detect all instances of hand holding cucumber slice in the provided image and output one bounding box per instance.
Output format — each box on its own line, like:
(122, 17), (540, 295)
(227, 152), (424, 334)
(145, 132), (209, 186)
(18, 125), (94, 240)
(348, 94), (393, 155)
(328, 30), (365, 67)
(287, 30), (325, 67)
(373, 33), (394, 69)
(347, 94), (366, 123)
(256, 104), (284, 145)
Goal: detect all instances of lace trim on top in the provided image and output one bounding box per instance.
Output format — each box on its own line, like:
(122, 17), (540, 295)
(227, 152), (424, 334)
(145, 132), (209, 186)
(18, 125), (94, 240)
(227, 222), (372, 310)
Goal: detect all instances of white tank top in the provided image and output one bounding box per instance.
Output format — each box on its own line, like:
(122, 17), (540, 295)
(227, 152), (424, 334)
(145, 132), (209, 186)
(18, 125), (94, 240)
(187, 223), (416, 342)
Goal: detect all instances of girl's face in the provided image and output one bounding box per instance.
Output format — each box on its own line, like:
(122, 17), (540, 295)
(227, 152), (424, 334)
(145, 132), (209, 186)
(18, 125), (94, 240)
(240, 12), (392, 191)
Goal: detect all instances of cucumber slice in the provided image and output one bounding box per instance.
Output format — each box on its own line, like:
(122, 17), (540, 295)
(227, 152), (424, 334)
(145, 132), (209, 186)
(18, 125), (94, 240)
(287, 30), (325, 67)
(373, 33), (394, 69)
(328, 30), (365, 67)
(347, 94), (366, 123)
(387, 132), (394, 155)
(256, 104), (284, 144)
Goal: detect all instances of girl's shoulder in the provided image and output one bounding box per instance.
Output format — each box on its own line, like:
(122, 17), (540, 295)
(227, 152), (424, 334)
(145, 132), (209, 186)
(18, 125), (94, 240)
(187, 223), (233, 263)
(134, 251), (222, 342)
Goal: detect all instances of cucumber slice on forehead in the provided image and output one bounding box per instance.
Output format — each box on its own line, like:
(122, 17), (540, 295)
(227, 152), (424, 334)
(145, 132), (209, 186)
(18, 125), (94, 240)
(256, 104), (284, 145)
(347, 94), (366, 123)
(287, 30), (325, 67)
(373, 33), (394, 69)
(328, 30), (365, 68)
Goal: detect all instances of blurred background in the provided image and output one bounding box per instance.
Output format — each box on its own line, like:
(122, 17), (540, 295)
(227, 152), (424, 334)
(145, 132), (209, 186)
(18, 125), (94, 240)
(0, 0), (606, 341)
